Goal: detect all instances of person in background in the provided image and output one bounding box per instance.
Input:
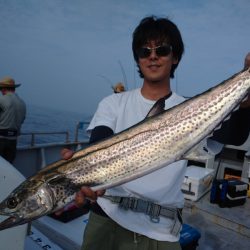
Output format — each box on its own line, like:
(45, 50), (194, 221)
(62, 16), (250, 250)
(0, 77), (26, 163)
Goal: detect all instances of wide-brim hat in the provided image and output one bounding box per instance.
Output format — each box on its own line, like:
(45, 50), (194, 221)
(0, 77), (21, 88)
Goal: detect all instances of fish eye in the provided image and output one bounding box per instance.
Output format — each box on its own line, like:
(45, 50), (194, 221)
(7, 197), (18, 209)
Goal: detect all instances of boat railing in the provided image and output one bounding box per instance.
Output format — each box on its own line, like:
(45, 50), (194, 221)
(20, 131), (70, 147)
(19, 122), (90, 147)
(74, 121), (90, 142)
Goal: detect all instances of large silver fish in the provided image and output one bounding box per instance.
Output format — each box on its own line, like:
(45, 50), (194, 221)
(0, 69), (250, 230)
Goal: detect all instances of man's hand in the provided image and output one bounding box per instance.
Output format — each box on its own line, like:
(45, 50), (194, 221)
(61, 148), (74, 160)
(75, 187), (105, 207)
(60, 148), (105, 208)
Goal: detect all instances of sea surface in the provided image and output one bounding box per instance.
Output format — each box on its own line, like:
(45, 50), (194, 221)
(18, 104), (92, 147)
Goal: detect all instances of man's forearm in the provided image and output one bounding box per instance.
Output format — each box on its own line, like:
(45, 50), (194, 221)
(89, 125), (114, 144)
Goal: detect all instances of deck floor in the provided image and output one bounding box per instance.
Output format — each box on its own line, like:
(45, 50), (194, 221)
(183, 192), (250, 250)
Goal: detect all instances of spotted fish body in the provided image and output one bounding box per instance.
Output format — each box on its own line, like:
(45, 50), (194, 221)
(0, 69), (249, 230)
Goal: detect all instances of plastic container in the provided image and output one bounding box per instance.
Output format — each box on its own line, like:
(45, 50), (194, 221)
(182, 166), (215, 201)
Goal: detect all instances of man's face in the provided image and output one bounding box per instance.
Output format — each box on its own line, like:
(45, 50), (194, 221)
(137, 40), (178, 83)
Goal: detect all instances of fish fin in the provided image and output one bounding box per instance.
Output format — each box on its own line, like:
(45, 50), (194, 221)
(146, 92), (173, 118)
(146, 92), (172, 118)
(146, 97), (165, 118)
(183, 140), (215, 162)
(47, 173), (83, 189)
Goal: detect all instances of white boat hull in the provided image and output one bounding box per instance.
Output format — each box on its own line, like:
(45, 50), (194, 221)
(0, 157), (27, 250)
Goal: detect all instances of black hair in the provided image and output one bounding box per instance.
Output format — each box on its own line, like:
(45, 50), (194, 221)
(132, 15), (184, 78)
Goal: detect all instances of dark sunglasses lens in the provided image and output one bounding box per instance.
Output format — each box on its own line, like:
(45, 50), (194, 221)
(137, 46), (172, 58)
(137, 48), (151, 58)
(156, 46), (172, 56)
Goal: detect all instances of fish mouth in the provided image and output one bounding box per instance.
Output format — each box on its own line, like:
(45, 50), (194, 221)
(0, 216), (27, 231)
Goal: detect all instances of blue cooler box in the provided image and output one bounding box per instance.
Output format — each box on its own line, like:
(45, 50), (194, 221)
(180, 224), (201, 250)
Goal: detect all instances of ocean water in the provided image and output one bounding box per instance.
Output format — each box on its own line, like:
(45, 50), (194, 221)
(18, 104), (92, 147)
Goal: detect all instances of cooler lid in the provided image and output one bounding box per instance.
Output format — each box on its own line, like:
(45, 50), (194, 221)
(184, 166), (215, 182)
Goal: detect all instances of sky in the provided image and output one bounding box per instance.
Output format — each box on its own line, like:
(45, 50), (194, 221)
(0, 0), (249, 116)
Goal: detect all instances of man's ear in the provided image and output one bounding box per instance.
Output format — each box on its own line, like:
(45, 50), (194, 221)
(172, 56), (179, 65)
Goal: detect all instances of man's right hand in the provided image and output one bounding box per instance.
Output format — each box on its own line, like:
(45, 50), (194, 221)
(60, 148), (105, 207)
(61, 148), (74, 160)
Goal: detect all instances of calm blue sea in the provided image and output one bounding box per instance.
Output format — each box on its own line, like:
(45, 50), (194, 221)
(18, 104), (92, 147)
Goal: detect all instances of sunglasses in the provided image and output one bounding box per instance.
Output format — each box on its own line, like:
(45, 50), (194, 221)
(137, 45), (172, 58)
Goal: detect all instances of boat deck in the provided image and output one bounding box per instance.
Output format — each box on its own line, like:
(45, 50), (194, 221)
(183, 192), (250, 250)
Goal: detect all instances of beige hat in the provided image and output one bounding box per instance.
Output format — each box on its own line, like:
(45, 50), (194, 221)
(0, 77), (21, 88)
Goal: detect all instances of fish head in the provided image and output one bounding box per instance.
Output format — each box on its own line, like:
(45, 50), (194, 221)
(0, 179), (54, 230)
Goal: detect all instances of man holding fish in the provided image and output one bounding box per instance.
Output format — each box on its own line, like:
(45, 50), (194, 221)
(62, 16), (250, 250)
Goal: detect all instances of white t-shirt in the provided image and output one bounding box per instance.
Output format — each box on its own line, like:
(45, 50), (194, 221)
(87, 88), (187, 241)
